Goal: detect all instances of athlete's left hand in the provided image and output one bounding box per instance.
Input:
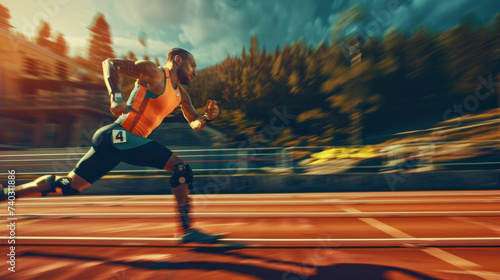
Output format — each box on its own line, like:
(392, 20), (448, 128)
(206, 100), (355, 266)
(205, 100), (219, 120)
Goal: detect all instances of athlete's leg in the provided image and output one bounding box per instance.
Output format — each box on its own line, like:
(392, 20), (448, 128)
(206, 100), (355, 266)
(165, 153), (190, 205)
(14, 175), (57, 198)
(66, 171), (92, 192)
(164, 154), (225, 243)
(11, 142), (119, 199)
(164, 153), (192, 233)
(97, 125), (224, 242)
(116, 140), (192, 231)
(38, 171), (91, 197)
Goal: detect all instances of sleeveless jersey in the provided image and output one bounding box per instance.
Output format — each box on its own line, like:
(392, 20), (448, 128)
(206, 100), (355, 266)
(116, 67), (181, 137)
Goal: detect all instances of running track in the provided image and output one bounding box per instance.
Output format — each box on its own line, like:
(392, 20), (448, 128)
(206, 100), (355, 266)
(1, 190), (500, 280)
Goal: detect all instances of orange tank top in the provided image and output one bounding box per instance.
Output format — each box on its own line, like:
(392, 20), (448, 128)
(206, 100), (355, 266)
(116, 67), (181, 137)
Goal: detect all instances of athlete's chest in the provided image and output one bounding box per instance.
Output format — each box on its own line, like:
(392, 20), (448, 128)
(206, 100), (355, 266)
(137, 77), (165, 95)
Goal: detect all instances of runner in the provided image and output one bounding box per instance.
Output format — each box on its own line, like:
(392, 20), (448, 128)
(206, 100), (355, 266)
(1, 48), (223, 243)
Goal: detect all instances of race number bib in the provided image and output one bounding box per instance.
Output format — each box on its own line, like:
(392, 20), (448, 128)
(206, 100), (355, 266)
(112, 130), (127, 143)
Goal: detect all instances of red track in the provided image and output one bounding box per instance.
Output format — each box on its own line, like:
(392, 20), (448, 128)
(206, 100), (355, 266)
(1, 190), (500, 280)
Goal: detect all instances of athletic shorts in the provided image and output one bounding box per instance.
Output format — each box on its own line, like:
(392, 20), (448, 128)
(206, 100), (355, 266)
(73, 123), (173, 184)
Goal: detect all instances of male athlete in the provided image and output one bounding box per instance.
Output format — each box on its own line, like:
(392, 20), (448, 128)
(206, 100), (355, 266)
(1, 48), (223, 243)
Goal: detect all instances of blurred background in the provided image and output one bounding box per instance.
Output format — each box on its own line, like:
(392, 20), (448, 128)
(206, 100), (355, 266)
(0, 0), (499, 191)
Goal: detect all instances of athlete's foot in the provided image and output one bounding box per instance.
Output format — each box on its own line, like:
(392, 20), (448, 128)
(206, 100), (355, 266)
(180, 228), (226, 244)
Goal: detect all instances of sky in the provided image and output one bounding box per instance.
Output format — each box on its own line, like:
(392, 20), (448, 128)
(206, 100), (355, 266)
(3, 0), (500, 69)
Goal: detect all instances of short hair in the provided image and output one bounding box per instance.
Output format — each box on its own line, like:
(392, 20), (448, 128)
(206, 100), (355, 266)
(166, 48), (192, 63)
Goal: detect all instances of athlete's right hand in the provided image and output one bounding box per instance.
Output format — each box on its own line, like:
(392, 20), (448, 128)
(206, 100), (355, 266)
(110, 95), (127, 117)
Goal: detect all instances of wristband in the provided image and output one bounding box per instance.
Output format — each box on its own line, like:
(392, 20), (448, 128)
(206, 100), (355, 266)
(112, 91), (123, 102)
(203, 113), (213, 122)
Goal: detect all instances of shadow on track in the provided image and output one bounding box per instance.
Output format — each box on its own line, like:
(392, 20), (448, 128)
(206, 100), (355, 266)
(20, 249), (440, 280)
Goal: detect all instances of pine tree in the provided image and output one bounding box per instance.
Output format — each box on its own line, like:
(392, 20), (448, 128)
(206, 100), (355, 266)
(241, 45), (247, 60)
(249, 35), (259, 57)
(0, 4), (13, 30)
(54, 33), (68, 56)
(36, 21), (52, 49)
(88, 13), (115, 72)
(128, 51), (137, 61)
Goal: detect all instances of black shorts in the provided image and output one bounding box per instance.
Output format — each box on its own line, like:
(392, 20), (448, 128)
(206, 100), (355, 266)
(73, 123), (173, 184)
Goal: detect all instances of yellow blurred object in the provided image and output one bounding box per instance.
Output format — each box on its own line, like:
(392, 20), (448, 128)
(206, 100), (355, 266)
(310, 146), (377, 160)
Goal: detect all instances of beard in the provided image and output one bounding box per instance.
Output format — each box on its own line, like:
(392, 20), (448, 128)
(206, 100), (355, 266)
(177, 67), (191, 85)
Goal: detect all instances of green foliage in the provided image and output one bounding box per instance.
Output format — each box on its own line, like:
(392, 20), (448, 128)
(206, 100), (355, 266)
(189, 14), (500, 147)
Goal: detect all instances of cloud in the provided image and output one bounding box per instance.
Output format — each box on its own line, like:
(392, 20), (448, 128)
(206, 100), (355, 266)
(64, 36), (89, 57)
(111, 36), (176, 62)
(4, 0), (500, 68)
(131, 0), (500, 67)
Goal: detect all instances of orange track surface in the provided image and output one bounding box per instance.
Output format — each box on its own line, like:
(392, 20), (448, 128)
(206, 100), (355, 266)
(1, 190), (500, 280)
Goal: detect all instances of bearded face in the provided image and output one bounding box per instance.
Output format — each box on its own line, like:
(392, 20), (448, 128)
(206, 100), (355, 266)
(177, 64), (191, 85)
(177, 55), (197, 85)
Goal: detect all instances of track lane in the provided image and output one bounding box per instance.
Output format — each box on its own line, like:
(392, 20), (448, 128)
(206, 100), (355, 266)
(1, 190), (500, 280)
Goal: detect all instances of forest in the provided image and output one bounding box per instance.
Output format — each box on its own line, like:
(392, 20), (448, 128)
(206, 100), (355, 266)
(186, 11), (500, 147)
(1, 3), (499, 148)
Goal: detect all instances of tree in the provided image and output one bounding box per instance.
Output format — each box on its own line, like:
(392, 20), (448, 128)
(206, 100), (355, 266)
(331, 4), (367, 44)
(54, 33), (68, 56)
(36, 21), (52, 48)
(187, 17), (500, 147)
(0, 4), (13, 30)
(321, 36), (386, 145)
(88, 13), (115, 72)
(249, 35), (259, 57)
(128, 51), (137, 61)
(241, 45), (247, 60)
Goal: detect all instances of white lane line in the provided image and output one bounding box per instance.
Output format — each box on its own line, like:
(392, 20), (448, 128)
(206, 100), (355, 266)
(423, 248), (481, 269)
(0, 152), (87, 157)
(112, 254), (173, 262)
(20, 262), (76, 278)
(13, 198), (500, 207)
(3, 211), (500, 218)
(340, 206), (414, 239)
(451, 217), (500, 234)
(439, 270), (500, 277)
(359, 218), (414, 239)
(16, 191), (500, 201)
(341, 205), (500, 280)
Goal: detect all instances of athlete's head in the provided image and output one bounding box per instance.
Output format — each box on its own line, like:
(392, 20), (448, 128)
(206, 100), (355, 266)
(166, 48), (197, 85)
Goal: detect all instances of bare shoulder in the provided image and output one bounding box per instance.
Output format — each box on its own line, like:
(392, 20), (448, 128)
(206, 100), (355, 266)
(136, 60), (163, 80)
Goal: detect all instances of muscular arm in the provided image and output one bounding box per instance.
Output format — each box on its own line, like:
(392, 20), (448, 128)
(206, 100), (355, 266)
(102, 59), (163, 117)
(102, 59), (162, 97)
(179, 86), (207, 131)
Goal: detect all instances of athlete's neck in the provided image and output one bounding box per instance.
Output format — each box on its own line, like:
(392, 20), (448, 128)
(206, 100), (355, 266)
(167, 66), (180, 89)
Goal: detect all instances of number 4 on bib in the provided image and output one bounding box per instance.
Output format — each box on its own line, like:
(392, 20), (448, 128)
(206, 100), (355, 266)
(112, 130), (127, 143)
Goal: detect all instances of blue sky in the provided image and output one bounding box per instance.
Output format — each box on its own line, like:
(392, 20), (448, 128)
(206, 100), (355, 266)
(3, 0), (500, 69)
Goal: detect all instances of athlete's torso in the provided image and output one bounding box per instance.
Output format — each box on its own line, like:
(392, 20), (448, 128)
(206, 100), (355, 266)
(116, 67), (181, 137)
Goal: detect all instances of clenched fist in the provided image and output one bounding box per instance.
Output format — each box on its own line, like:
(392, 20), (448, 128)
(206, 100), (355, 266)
(204, 100), (219, 120)
(110, 95), (127, 117)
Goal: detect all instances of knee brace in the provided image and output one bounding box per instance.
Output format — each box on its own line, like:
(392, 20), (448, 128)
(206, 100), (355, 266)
(170, 163), (193, 188)
(56, 177), (80, 196)
(42, 176), (79, 196)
